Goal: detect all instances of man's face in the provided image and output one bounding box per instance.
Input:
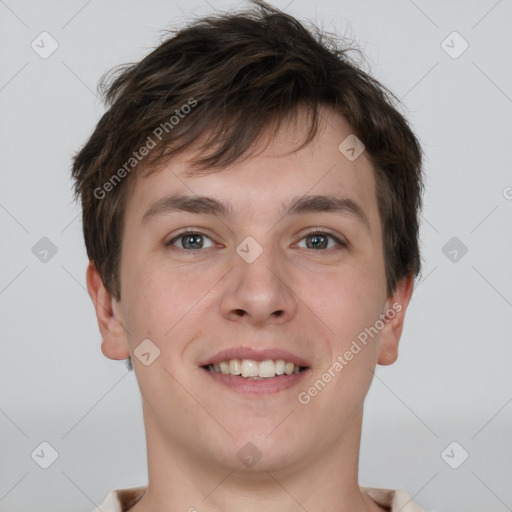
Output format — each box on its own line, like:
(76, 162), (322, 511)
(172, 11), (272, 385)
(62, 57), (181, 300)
(103, 108), (406, 473)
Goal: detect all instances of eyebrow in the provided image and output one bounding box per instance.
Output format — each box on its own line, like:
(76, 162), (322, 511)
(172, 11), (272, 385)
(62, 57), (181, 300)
(141, 193), (371, 233)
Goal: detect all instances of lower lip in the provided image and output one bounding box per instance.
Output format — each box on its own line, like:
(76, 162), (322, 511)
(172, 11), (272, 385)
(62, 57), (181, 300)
(201, 367), (310, 396)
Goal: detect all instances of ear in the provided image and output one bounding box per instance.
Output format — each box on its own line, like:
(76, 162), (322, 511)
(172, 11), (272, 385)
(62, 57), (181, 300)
(85, 261), (131, 361)
(377, 274), (415, 366)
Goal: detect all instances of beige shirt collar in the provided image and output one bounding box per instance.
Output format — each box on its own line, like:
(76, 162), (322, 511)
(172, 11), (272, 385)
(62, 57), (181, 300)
(92, 485), (428, 512)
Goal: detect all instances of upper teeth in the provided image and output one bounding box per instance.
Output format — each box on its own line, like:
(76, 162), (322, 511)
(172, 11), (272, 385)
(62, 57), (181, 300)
(207, 359), (303, 379)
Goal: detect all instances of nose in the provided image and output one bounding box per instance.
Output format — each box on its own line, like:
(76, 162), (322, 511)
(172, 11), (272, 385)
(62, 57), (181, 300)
(219, 242), (298, 327)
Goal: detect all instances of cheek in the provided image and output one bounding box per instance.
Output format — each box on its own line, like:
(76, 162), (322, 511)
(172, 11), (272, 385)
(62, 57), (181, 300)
(312, 264), (384, 338)
(304, 275), (382, 410)
(120, 254), (218, 343)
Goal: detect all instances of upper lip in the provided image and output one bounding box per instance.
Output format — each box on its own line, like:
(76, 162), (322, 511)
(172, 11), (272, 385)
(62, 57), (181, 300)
(199, 347), (310, 368)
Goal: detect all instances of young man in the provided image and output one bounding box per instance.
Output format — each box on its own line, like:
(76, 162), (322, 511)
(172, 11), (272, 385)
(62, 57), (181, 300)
(72, 1), (429, 510)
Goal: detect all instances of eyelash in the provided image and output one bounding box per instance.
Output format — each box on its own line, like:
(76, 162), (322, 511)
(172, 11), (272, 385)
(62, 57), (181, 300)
(166, 228), (348, 252)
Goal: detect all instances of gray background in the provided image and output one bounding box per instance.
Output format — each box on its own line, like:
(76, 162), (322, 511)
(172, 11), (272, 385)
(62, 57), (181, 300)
(1, 1), (511, 511)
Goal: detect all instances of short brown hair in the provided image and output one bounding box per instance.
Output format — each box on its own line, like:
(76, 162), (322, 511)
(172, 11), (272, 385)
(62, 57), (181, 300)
(71, 0), (424, 368)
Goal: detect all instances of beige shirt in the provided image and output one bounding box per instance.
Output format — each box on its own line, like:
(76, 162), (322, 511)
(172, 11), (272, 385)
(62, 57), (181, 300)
(91, 485), (428, 511)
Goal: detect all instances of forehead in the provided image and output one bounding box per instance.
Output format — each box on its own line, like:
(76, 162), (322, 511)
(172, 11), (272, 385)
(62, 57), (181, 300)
(125, 108), (381, 237)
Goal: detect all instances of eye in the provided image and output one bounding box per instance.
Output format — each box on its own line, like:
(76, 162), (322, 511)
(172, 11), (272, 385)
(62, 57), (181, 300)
(296, 230), (347, 250)
(166, 229), (216, 251)
(166, 229), (347, 252)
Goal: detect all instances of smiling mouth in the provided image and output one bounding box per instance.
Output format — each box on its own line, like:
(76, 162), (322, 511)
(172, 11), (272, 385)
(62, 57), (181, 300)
(202, 359), (308, 379)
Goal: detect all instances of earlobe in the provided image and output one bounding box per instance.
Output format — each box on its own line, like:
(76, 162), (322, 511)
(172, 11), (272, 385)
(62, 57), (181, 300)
(377, 274), (415, 366)
(85, 261), (131, 361)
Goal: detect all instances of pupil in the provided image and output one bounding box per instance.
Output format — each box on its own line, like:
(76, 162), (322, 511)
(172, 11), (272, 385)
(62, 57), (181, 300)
(308, 234), (327, 249)
(184, 234), (202, 249)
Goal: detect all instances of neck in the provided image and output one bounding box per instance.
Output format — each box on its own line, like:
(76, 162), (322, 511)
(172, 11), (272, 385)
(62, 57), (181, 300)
(130, 403), (384, 512)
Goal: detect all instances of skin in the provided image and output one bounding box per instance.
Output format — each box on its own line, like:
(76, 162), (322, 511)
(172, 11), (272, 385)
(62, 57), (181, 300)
(87, 106), (414, 512)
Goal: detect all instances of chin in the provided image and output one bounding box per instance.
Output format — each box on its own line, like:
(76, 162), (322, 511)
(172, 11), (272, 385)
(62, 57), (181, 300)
(226, 429), (302, 471)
